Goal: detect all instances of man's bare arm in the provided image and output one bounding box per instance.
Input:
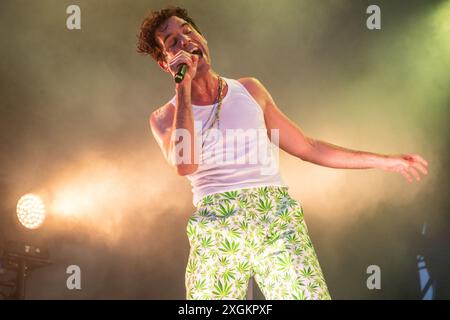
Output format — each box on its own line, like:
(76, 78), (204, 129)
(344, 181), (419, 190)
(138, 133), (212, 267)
(149, 82), (199, 176)
(239, 77), (428, 183)
(169, 83), (199, 175)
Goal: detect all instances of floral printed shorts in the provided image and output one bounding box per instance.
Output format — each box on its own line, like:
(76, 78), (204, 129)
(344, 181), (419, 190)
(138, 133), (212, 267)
(185, 186), (331, 300)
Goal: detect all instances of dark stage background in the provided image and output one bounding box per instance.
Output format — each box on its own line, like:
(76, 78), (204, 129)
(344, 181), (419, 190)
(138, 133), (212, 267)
(0, 0), (449, 299)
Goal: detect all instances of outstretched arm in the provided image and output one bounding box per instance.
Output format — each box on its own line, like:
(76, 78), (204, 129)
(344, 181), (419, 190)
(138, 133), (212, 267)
(239, 77), (429, 183)
(296, 139), (428, 183)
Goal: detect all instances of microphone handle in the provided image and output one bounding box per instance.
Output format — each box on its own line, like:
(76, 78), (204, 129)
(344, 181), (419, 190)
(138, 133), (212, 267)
(174, 64), (188, 83)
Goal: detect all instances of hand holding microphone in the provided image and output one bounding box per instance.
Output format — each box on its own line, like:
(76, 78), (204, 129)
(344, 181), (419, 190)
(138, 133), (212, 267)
(168, 50), (199, 84)
(174, 64), (188, 83)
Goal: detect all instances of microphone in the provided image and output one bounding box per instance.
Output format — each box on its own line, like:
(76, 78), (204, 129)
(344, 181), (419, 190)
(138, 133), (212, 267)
(174, 64), (187, 83)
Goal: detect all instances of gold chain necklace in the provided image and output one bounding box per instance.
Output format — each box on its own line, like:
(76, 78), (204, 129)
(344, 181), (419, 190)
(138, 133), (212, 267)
(201, 76), (224, 150)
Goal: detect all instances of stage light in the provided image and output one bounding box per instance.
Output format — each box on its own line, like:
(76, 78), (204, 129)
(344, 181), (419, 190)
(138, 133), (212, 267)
(16, 194), (46, 230)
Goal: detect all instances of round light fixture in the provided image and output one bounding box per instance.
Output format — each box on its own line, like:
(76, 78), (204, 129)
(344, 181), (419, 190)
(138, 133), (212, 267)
(16, 194), (46, 229)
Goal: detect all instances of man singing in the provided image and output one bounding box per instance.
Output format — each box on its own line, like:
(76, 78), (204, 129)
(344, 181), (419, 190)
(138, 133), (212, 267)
(136, 6), (428, 300)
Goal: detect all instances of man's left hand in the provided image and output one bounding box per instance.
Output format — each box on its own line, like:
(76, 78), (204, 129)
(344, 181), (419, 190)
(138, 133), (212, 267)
(381, 154), (429, 182)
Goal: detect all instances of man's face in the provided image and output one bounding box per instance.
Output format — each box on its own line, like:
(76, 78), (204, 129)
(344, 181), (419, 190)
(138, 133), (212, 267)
(155, 16), (211, 74)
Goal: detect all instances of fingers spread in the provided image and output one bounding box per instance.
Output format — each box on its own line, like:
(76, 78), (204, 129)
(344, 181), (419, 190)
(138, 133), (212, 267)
(400, 169), (413, 182)
(412, 161), (428, 175)
(408, 166), (421, 181)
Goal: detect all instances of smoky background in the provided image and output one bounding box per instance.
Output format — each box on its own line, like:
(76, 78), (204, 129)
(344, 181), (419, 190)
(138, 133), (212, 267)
(0, 0), (448, 299)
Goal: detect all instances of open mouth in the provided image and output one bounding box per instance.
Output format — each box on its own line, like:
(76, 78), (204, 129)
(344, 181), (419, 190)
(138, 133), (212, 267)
(189, 48), (203, 58)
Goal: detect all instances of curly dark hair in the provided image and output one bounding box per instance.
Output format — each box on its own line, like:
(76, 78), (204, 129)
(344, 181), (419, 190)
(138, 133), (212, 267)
(136, 6), (202, 63)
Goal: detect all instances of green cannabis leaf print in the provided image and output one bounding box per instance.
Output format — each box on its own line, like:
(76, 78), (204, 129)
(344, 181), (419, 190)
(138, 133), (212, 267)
(185, 186), (331, 300)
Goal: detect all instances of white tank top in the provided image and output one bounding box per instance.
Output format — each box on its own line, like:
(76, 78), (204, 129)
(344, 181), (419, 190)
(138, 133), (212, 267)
(168, 77), (287, 206)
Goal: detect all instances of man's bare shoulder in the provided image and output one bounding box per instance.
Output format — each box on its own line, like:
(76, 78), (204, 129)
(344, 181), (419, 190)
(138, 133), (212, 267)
(237, 77), (262, 90)
(237, 77), (268, 112)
